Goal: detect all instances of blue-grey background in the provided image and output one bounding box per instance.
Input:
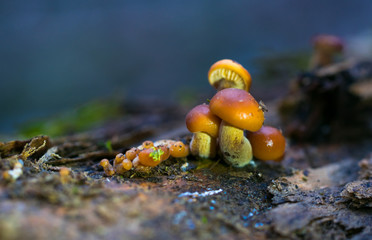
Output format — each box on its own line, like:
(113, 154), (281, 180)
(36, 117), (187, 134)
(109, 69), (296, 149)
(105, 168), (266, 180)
(1, 0), (372, 134)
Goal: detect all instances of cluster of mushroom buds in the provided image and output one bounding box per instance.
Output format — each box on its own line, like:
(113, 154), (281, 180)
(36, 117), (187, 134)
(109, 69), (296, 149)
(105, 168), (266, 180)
(186, 59), (286, 167)
(100, 140), (189, 176)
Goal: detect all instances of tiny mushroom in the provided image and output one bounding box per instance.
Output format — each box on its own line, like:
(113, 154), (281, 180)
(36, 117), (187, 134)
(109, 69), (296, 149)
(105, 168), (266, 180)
(138, 145), (170, 167)
(209, 88), (264, 167)
(114, 153), (125, 166)
(142, 140), (154, 149)
(208, 59), (252, 91)
(246, 126), (286, 162)
(122, 159), (133, 170)
(100, 159), (115, 176)
(185, 104), (221, 158)
(115, 158), (133, 174)
(125, 147), (140, 161)
(311, 34), (344, 68)
(170, 141), (190, 158)
(59, 167), (71, 184)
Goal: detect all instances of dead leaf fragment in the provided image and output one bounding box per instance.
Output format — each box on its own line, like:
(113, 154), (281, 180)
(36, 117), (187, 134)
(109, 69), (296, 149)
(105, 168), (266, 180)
(20, 136), (51, 160)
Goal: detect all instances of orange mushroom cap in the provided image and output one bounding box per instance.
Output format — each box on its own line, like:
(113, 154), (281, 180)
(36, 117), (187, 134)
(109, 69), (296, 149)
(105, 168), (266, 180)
(125, 147), (139, 161)
(100, 159), (115, 176)
(170, 141), (190, 158)
(246, 126), (286, 161)
(185, 104), (221, 138)
(59, 167), (70, 177)
(209, 88), (264, 132)
(114, 153), (125, 166)
(208, 59), (252, 92)
(100, 159), (110, 168)
(142, 140), (154, 149)
(122, 159), (133, 170)
(312, 35), (344, 53)
(138, 146), (170, 167)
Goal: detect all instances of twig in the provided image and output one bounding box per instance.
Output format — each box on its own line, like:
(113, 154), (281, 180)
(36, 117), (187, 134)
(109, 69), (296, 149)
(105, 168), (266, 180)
(48, 151), (119, 165)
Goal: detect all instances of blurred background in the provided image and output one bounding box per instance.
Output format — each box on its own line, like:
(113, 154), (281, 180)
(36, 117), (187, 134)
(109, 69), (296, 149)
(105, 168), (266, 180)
(1, 0), (372, 137)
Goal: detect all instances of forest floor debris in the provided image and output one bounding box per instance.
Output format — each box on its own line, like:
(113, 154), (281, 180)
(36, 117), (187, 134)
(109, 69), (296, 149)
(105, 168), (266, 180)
(1, 99), (371, 240)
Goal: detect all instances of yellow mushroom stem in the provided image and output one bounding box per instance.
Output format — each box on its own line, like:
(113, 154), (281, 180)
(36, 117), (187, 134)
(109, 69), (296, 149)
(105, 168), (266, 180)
(219, 120), (252, 167)
(189, 132), (217, 158)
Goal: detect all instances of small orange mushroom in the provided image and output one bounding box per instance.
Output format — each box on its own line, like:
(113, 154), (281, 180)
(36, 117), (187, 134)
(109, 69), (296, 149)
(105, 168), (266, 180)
(114, 157), (134, 174)
(142, 140), (154, 149)
(114, 153), (125, 166)
(125, 147), (140, 161)
(170, 141), (190, 158)
(185, 104), (221, 158)
(100, 159), (110, 168)
(138, 145), (170, 167)
(59, 167), (71, 184)
(246, 126), (286, 161)
(310, 34), (344, 68)
(208, 59), (252, 91)
(100, 159), (115, 176)
(122, 159), (133, 170)
(209, 88), (265, 167)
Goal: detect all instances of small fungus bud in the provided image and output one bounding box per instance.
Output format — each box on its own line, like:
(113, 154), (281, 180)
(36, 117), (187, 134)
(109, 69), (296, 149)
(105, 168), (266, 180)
(138, 146), (170, 167)
(100, 159), (110, 168)
(100, 159), (115, 176)
(170, 141), (190, 158)
(114, 153), (125, 166)
(125, 147), (140, 161)
(142, 141), (154, 149)
(59, 167), (71, 184)
(122, 159), (133, 171)
(2, 171), (11, 181)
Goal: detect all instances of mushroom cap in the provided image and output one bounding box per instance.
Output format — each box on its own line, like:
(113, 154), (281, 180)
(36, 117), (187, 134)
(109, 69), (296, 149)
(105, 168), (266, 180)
(100, 159), (110, 168)
(185, 104), (221, 138)
(208, 59), (252, 91)
(122, 159), (133, 170)
(138, 146), (170, 167)
(312, 34), (344, 53)
(209, 88), (264, 132)
(170, 141), (190, 158)
(246, 126), (286, 161)
(125, 147), (139, 161)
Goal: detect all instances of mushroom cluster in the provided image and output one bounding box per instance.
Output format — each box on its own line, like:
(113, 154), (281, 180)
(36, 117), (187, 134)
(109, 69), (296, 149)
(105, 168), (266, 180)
(186, 59), (286, 167)
(100, 139), (189, 176)
(185, 104), (220, 158)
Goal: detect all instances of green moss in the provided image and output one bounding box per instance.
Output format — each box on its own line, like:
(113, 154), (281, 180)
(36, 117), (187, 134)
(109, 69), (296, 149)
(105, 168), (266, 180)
(19, 99), (122, 137)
